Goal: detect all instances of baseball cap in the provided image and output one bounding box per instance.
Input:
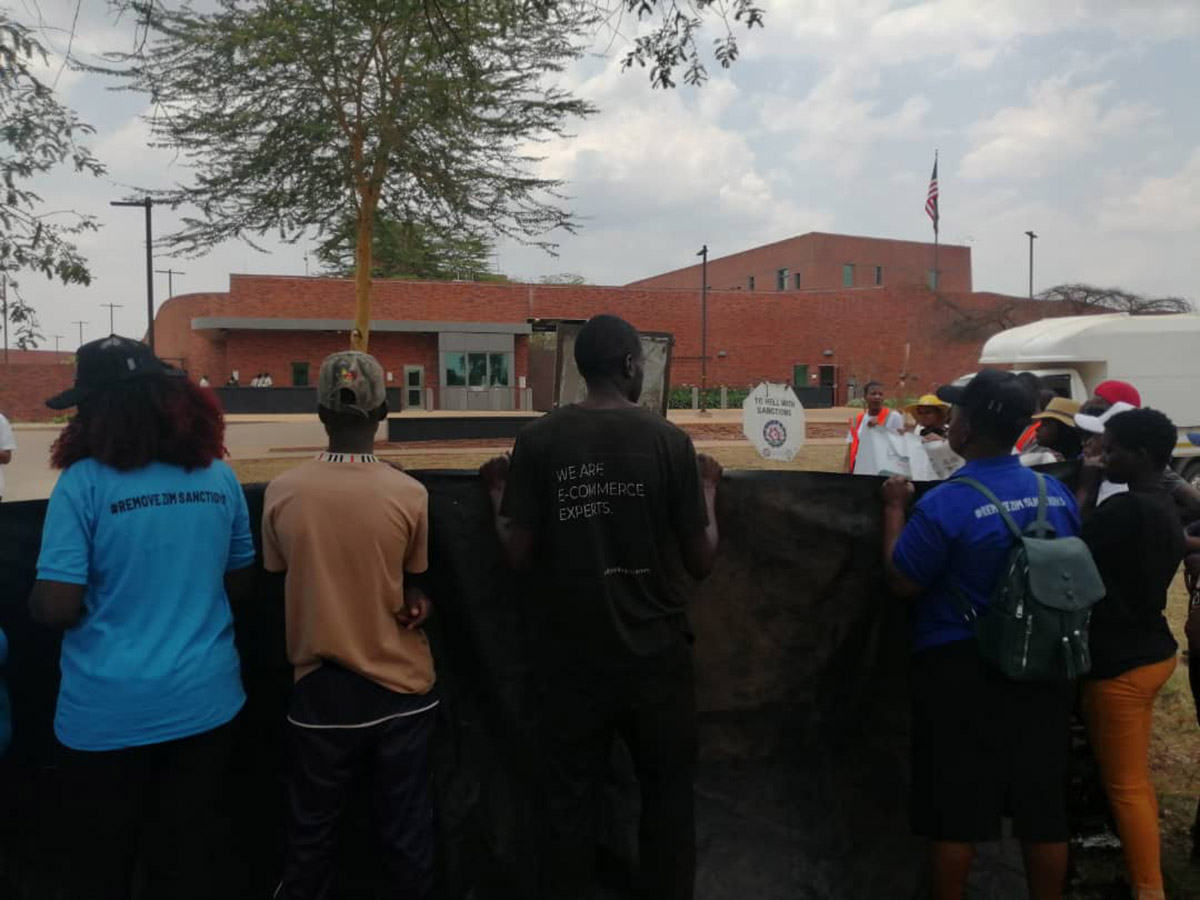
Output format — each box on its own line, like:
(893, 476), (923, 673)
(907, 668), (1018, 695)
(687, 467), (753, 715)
(936, 369), (1035, 426)
(1094, 380), (1141, 408)
(318, 351), (387, 417)
(1074, 401), (1136, 435)
(46, 335), (182, 410)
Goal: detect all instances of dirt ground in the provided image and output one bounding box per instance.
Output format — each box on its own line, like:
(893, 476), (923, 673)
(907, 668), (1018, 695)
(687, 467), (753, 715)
(228, 440), (849, 484)
(229, 432), (1200, 897)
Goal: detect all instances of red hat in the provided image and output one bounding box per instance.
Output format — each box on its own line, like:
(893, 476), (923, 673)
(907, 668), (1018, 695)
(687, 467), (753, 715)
(1094, 380), (1141, 408)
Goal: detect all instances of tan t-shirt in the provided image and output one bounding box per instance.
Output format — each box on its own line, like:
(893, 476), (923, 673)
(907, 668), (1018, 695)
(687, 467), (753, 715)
(262, 454), (433, 694)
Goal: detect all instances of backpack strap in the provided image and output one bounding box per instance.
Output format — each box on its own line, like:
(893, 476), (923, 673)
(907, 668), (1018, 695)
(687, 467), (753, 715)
(1029, 472), (1054, 538)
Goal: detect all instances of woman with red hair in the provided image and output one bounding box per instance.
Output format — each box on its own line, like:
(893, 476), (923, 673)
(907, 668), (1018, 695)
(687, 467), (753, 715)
(28, 336), (255, 900)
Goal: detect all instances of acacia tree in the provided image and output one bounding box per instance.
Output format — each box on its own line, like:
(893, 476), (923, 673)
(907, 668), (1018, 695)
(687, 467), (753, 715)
(316, 217), (501, 282)
(1037, 283), (1193, 314)
(0, 14), (105, 348)
(106, 0), (763, 350)
(109, 1), (603, 350)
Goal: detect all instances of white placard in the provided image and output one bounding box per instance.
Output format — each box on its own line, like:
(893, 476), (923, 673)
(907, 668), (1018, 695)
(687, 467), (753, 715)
(743, 382), (806, 461)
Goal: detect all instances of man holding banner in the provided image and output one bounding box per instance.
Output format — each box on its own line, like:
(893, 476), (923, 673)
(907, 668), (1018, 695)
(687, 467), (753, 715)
(846, 381), (905, 475)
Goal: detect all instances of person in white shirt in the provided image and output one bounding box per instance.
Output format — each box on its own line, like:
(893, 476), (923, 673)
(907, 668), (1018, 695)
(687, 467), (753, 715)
(0, 412), (15, 502)
(845, 381), (904, 474)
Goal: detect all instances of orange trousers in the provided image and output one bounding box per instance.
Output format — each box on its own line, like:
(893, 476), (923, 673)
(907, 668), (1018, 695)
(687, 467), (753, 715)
(1081, 656), (1177, 900)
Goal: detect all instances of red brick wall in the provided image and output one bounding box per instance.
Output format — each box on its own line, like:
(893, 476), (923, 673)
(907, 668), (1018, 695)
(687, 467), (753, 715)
(0, 363), (75, 422)
(156, 275), (1046, 406)
(626, 233), (973, 294)
(219, 330), (438, 390)
(1, 349), (74, 365)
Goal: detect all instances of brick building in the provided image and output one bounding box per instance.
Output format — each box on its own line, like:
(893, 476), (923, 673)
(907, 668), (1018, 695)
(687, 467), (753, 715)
(626, 232), (971, 294)
(0, 233), (1032, 422)
(144, 271), (1029, 416)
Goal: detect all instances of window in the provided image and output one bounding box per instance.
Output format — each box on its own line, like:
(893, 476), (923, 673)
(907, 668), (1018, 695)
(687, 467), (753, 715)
(794, 271), (802, 289)
(793, 364), (809, 386)
(842, 263), (855, 287)
(776, 268), (789, 291)
(445, 350), (513, 389)
(468, 352), (488, 387)
(291, 361), (310, 387)
(444, 352), (466, 387)
(489, 352), (511, 387)
(928, 269), (939, 290)
(748, 275), (756, 291)
(874, 266), (883, 285)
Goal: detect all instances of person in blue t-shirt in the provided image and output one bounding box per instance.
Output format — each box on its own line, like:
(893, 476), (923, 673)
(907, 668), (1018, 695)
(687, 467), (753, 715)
(880, 368), (1081, 900)
(28, 336), (255, 900)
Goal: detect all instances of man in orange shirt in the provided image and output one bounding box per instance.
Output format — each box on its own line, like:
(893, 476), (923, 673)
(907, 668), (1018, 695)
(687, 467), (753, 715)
(263, 351), (435, 900)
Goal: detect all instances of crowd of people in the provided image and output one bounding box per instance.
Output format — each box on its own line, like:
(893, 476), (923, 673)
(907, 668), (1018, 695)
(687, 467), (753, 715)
(1, 318), (1197, 900)
(882, 370), (1197, 900)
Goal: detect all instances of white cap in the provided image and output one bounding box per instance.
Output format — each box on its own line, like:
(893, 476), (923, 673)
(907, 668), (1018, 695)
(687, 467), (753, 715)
(1074, 401), (1137, 434)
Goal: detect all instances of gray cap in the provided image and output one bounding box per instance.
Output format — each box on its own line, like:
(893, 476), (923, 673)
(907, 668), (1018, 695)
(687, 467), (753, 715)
(318, 351), (386, 417)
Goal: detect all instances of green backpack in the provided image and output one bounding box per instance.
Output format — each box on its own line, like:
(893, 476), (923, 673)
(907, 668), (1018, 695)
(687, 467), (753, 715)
(953, 472), (1106, 681)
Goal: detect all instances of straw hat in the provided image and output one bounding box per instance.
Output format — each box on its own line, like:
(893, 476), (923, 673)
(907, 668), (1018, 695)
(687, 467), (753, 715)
(1031, 397), (1082, 428)
(904, 393), (950, 416)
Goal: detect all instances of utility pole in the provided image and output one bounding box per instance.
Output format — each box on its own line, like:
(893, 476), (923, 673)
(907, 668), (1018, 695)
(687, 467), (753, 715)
(52, 334), (64, 353)
(101, 303), (123, 335)
(1024, 230), (1038, 300)
(697, 245), (709, 415)
(155, 268), (185, 298)
(111, 197), (159, 350)
(72, 320), (88, 347)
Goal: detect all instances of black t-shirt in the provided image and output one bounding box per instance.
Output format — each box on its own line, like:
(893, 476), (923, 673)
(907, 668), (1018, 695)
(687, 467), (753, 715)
(500, 405), (708, 668)
(1082, 485), (1182, 679)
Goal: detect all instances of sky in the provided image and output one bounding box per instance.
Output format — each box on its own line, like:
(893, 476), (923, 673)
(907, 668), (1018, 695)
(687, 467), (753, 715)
(8, 0), (1200, 349)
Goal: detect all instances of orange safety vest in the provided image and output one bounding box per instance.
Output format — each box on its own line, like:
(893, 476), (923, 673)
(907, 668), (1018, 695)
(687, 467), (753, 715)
(849, 408), (892, 473)
(1015, 422), (1040, 452)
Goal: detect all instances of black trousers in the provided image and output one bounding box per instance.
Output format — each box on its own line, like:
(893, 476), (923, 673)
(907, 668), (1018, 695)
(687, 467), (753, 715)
(281, 705), (435, 900)
(540, 646), (697, 900)
(57, 718), (237, 900)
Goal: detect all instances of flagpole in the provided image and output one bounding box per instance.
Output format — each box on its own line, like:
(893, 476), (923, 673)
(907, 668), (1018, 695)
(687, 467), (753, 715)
(932, 149), (939, 291)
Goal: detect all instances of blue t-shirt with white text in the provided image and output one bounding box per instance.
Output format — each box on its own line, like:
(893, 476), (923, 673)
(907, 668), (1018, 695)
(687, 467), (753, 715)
(893, 455), (1081, 652)
(37, 458), (254, 750)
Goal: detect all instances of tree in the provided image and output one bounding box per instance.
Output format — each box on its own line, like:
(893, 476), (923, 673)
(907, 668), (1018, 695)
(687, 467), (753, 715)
(0, 14), (105, 348)
(607, 0), (765, 88)
(316, 217), (502, 282)
(108, 1), (597, 350)
(106, 0), (763, 350)
(1037, 283), (1193, 315)
(537, 272), (587, 284)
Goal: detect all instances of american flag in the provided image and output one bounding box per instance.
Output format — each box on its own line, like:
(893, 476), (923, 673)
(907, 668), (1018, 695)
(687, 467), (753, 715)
(925, 154), (939, 234)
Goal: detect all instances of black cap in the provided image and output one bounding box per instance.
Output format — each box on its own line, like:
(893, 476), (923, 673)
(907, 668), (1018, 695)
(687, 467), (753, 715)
(46, 335), (182, 410)
(936, 368), (1035, 426)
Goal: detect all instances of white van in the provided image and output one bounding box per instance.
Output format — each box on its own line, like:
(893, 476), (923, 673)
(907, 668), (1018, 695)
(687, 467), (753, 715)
(960, 313), (1200, 484)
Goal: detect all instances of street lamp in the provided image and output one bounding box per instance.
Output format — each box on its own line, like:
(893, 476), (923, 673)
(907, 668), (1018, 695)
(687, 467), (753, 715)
(697, 245), (709, 415)
(111, 197), (161, 350)
(1024, 230), (1038, 300)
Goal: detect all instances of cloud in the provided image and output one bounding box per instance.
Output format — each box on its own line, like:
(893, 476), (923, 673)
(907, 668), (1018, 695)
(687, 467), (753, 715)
(960, 76), (1159, 180)
(1099, 148), (1200, 234)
